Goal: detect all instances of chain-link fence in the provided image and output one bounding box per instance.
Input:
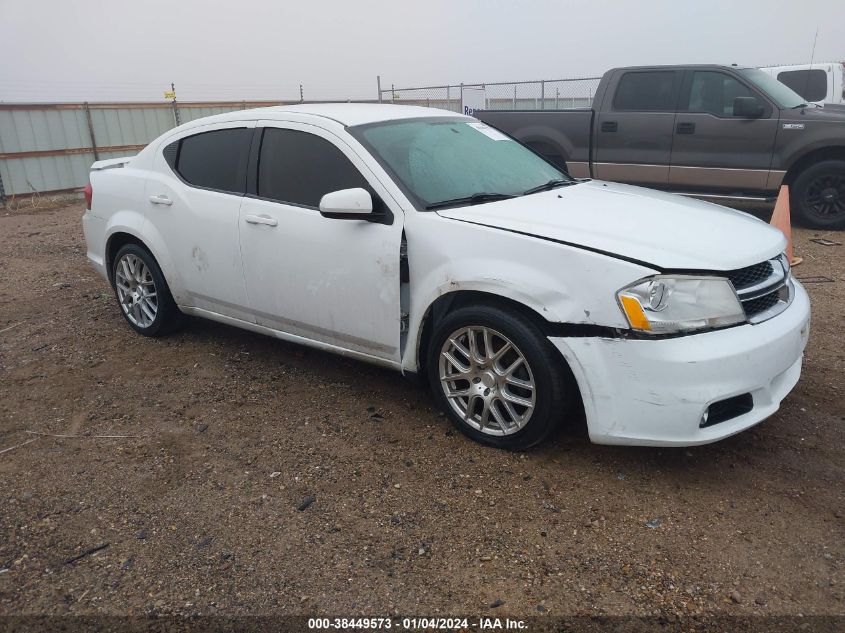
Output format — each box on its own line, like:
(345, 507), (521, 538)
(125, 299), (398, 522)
(379, 77), (601, 113)
(378, 85), (463, 113)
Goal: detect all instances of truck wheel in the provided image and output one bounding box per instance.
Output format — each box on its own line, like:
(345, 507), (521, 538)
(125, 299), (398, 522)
(791, 160), (845, 229)
(111, 244), (182, 336)
(427, 304), (573, 450)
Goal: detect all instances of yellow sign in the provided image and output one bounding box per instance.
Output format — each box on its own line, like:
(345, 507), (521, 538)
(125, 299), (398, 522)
(164, 91), (176, 100)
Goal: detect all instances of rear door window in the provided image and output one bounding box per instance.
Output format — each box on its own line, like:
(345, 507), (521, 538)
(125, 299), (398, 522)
(171, 128), (251, 194)
(776, 69), (828, 102)
(257, 128), (371, 207)
(613, 71), (679, 111)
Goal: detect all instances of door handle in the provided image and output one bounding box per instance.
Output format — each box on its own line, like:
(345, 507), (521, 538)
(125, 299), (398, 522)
(676, 122), (696, 134)
(601, 121), (618, 133)
(244, 214), (278, 227)
(148, 194), (173, 206)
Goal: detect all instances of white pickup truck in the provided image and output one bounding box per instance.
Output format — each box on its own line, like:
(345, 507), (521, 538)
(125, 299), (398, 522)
(82, 104), (810, 449)
(760, 62), (845, 106)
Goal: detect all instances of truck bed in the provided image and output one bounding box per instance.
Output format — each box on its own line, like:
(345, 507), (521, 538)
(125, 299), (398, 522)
(476, 109), (593, 176)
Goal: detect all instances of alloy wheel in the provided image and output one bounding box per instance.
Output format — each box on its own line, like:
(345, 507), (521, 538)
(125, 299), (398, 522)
(439, 326), (536, 435)
(114, 253), (158, 328)
(804, 173), (845, 220)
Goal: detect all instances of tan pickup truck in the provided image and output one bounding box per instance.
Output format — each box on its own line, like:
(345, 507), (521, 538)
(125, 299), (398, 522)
(477, 64), (845, 228)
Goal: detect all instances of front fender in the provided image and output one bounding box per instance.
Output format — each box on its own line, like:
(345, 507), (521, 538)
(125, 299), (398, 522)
(402, 213), (654, 372)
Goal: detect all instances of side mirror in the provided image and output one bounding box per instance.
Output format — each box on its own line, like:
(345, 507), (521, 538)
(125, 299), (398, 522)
(318, 187), (373, 219)
(733, 96), (764, 118)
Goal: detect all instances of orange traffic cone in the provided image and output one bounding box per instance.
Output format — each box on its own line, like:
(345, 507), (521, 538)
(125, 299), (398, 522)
(770, 185), (803, 266)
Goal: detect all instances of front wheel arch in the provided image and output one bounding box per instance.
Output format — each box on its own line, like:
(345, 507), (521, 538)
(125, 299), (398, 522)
(416, 291), (586, 436)
(782, 146), (845, 188)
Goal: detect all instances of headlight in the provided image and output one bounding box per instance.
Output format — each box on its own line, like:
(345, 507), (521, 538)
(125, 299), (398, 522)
(617, 276), (745, 334)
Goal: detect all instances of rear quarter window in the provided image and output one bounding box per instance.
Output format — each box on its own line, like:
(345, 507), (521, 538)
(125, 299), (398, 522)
(168, 128), (251, 194)
(776, 69), (828, 102)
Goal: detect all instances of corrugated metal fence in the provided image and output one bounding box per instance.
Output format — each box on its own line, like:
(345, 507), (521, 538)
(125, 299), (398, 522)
(0, 100), (370, 203)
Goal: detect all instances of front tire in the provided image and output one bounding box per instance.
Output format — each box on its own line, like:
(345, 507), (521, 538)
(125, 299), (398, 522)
(791, 159), (845, 229)
(427, 304), (574, 450)
(111, 244), (181, 336)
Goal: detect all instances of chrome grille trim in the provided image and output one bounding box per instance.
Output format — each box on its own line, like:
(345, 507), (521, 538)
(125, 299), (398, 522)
(728, 254), (792, 324)
(745, 280), (793, 324)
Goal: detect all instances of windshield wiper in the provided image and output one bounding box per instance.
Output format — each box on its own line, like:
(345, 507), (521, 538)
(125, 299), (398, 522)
(523, 178), (575, 195)
(425, 192), (516, 210)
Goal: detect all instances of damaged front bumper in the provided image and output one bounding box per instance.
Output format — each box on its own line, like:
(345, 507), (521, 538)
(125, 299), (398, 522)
(550, 280), (811, 446)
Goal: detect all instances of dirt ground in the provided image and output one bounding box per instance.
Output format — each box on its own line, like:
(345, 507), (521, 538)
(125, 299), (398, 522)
(0, 201), (843, 621)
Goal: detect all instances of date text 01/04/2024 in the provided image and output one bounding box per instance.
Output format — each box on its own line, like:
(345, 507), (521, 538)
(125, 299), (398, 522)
(307, 617), (528, 629)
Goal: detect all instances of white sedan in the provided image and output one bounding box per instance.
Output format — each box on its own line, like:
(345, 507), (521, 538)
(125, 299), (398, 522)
(82, 104), (810, 449)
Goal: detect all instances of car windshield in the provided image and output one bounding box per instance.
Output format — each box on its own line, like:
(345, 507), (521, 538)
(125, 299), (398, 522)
(350, 118), (572, 210)
(738, 68), (807, 108)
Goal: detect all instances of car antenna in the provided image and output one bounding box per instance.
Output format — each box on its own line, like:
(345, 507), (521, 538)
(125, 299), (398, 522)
(804, 26), (819, 108)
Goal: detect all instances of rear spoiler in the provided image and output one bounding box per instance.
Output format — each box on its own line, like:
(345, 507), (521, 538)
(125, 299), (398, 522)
(91, 156), (133, 171)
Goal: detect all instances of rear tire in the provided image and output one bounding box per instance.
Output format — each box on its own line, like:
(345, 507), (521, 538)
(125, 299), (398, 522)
(427, 304), (574, 450)
(111, 244), (182, 336)
(790, 159), (845, 229)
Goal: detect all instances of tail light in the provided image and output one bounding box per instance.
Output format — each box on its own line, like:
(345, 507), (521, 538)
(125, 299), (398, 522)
(84, 183), (93, 210)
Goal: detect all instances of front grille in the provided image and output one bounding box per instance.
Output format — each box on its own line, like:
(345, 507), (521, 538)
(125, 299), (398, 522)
(741, 291), (781, 318)
(726, 255), (791, 324)
(727, 261), (774, 291)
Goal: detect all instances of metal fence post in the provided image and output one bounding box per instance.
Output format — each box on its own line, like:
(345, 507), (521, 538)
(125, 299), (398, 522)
(377, 76), (382, 102)
(170, 83), (181, 126)
(540, 80), (545, 111)
(83, 102), (99, 161)
(460, 83), (464, 114)
(0, 168), (6, 208)
(513, 85), (517, 109)
(391, 84), (395, 104)
(446, 86), (451, 111)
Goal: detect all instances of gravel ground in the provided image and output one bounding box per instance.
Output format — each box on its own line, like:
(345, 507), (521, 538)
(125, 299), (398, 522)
(0, 201), (843, 620)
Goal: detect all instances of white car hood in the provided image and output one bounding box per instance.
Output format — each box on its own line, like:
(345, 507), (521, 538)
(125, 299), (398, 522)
(436, 180), (786, 271)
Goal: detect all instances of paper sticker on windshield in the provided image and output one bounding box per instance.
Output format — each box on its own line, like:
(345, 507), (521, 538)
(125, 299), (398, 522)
(467, 122), (511, 141)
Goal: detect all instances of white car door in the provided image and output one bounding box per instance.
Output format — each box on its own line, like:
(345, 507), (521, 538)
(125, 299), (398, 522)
(238, 121), (404, 362)
(144, 121), (256, 321)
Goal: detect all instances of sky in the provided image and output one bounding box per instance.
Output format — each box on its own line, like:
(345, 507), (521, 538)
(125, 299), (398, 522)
(1, 0), (843, 103)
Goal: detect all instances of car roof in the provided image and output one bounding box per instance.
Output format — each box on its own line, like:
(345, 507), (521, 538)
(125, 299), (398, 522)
(607, 64), (753, 73)
(188, 103), (469, 128)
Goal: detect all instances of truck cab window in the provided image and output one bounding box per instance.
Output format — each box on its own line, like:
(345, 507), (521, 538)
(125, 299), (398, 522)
(687, 72), (756, 116)
(776, 69), (828, 103)
(613, 71), (678, 111)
